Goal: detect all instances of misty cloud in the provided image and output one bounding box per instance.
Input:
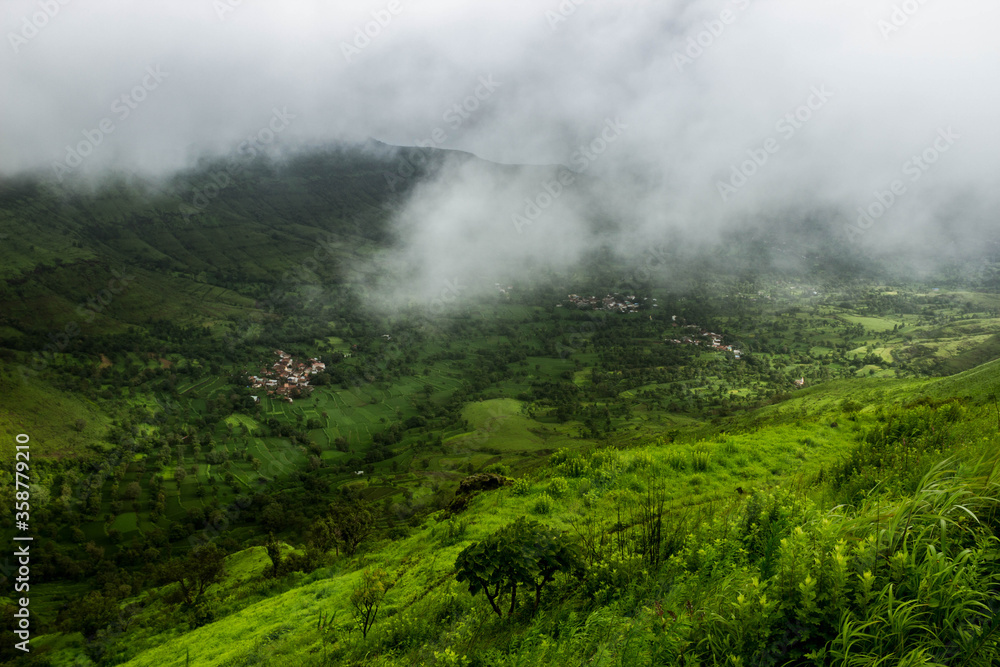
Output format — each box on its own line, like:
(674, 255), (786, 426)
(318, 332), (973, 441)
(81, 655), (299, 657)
(3, 0), (999, 292)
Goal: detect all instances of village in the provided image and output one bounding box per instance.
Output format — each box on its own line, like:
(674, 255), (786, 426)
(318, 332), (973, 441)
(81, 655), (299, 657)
(666, 320), (742, 359)
(562, 293), (653, 313)
(246, 349), (326, 402)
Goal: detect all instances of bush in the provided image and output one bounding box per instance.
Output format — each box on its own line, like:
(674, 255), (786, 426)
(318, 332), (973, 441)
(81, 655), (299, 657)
(512, 478), (531, 496)
(625, 452), (654, 472)
(454, 517), (584, 618)
(590, 466), (616, 489)
(666, 449), (687, 471)
(559, 456), (588, 478)
(532, 492), (553, 515)
(589, 449), (621, 471)
(547, 477), (569, 497)
(691, 444), (711, 472)
(549, 448), (574, 466)
(483, 463), (509, 476)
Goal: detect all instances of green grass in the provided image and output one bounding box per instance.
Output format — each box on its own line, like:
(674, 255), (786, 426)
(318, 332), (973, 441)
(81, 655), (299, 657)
(97, 364), (1000, 666)
(0, 366), (110, 459)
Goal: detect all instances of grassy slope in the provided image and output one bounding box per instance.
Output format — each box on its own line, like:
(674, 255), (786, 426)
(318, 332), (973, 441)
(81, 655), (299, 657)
(85, 363), (997, 666)
(0, 366), (111, 459)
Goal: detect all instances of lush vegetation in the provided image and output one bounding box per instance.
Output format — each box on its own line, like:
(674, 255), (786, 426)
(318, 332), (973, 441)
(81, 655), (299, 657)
(2, 149), (1000, 665)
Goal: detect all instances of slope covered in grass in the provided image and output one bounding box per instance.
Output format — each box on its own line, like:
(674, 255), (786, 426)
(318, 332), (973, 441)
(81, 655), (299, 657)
(27, 366), (994, 666)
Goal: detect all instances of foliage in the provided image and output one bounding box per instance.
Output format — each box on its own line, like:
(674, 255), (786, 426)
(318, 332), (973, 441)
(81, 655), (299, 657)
(532, 492), (553, 515)
(264, 533), (282, 578)
(454, 517), (584, 618)
(161, 543), (227, 606)
(350, 568), (394, 639)
(330, 501), (375, 555)
(546, 477), (569, 497)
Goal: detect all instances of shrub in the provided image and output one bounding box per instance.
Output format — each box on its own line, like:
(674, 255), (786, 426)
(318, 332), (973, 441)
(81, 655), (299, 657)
(547, 477), (569, 498)
(512, 478), (531, 496)
(483, 463), (509, 476)
(532, 492), (553, 515)
(549, 448), (574, 466)
(589, 449), (621, 471)
(591, 466), (616, 489)
(454, 517), (584, 618)
(433, 648), (470, 666)
(666, 449), (687, 471)
(350, 568), (394, 639)
(626, 452), (654, 472)
(559, 456), (588, 478)
(691, 445), (711, 472)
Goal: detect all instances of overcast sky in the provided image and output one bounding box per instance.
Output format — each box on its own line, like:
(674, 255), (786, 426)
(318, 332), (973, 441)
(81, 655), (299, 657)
(4, 1), (999, 296)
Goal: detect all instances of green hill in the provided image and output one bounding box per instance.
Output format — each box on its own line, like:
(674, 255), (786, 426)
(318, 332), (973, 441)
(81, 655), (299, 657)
(3, 146), (1000, 666)
(11, 364), (1000, 666)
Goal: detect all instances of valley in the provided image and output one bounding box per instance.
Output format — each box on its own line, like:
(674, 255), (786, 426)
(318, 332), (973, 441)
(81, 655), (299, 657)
(2, 150), (1000, 666)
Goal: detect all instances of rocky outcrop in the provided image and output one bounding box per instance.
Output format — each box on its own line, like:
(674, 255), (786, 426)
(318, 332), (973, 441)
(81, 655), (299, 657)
(447, 473), (512, 514)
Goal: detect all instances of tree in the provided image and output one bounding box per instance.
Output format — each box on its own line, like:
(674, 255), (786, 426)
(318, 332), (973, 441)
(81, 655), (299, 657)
(123, 481), (141, 501)
(260, 502), (284, 532)
(264, 533), (283, 578)
(163, 543), (227, 605)
(330, 502), (374, 555)
(73, 591), (118, 639)
(308, 517), (337, 554)
(455, 517), (584, 618)
(350, 568), (393, 639)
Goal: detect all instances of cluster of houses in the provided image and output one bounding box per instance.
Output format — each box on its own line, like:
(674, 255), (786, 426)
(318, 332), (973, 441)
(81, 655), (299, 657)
(667, 326), (742, 359)
(563, 294), (650, 313)
(247, 349), (326, 402)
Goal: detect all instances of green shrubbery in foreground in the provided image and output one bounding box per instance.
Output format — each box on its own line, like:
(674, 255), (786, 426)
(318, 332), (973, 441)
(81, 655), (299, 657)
(317, 397), (1000, 666)
(17, 384), (1000, 666)
(309, 453), (1000, 666)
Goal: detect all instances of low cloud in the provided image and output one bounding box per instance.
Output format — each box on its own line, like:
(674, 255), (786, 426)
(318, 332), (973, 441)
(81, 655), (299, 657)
(3, 0), (998, 293)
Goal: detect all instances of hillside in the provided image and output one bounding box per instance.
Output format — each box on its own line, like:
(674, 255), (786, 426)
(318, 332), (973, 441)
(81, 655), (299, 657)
(2, 147), (1000, 666)
(12, 363), (1000, 665)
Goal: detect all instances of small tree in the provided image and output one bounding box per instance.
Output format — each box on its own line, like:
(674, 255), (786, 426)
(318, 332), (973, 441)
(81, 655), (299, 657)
(308, 517), (337, 555)
(350, 568), (393, 639)
(163, 543), (227, 605)
(264, 533), (283, 578)
(455, 517), (584, 618)
(331, 502), (374, 555)
(123, 481), (141, 501)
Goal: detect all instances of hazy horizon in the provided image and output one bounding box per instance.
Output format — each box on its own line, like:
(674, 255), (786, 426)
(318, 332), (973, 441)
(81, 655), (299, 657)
(4, 1), (999, 301)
